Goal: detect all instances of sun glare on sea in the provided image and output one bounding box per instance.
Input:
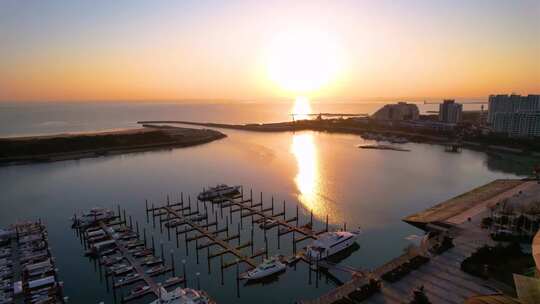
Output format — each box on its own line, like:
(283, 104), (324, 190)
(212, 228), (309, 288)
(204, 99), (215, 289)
(266, 29), (343, 94)
(291, 133), (321, 213)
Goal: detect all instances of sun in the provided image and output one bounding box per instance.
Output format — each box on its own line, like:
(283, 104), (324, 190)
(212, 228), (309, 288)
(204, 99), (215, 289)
(292, 96), (313, 120)
(266, 29), (343, 94)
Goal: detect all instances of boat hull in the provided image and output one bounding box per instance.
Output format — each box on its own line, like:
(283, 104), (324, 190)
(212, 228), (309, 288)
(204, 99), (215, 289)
(307, 235), (358, 260)
(242, 265), (286, 280)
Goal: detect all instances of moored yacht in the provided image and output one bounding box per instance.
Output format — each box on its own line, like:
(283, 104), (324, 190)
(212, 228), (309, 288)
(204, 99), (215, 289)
(197, 185), (241, 201)
(239, 255), (286, 280)
(72, 207), (116, 228)
(306, 230), (360, 260)
(149, 287), (215, 304)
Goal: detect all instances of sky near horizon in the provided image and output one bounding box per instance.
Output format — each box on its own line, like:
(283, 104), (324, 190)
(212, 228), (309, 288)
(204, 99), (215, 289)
(0, 0), (539, 103)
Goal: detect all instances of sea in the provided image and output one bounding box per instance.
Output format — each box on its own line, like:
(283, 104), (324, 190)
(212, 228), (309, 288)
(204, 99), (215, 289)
(0, 101), (532, 303)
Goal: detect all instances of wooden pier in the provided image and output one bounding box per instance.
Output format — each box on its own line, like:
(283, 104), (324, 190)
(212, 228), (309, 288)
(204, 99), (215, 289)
(148, 195), (262, 270)
(97, 221), (174, 300)
(146, 187), (331, 274)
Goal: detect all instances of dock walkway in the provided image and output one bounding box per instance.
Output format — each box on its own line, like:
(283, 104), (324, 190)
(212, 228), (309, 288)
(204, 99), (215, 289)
(219, 195), (320, 242)
(162, 206), (258, 268)
(149, 189), (327, 271)
(97, 222), (167, 300)
(76, 214), (184, 303)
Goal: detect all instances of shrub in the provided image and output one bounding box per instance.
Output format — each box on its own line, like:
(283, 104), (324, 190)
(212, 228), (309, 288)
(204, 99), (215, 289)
(460, 242), (535, 285)
(410, 286), (431, 304)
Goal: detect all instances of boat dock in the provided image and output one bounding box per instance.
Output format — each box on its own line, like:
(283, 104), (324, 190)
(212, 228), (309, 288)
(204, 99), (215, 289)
(74, 209), (185, 303)
(0, 221), (65, 304)
(146, 188), (330, 271)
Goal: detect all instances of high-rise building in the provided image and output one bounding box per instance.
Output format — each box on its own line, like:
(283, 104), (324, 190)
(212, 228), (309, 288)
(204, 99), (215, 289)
(508, 112), (540, 138)
(488, 94), (540, 124)
(372, 102), (419, 121)
(439, 99), (463, 123)
(489, 94), (540, 138)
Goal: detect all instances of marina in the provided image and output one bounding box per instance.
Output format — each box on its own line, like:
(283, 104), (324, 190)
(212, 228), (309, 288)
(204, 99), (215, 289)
(72, 207), (216, 303)
(145, 187), (343, 277)
(0, 221), (66, 304)
(143, 185), (373, 299)
(0, 124), (534, 304)
(1, 0), (539, 301)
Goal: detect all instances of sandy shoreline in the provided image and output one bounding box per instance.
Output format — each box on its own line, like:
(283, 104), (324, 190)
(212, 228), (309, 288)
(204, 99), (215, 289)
(0, 126), (226, 166)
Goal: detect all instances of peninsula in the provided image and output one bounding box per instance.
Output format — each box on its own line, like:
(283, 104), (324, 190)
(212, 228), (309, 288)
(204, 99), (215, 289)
(137, 119), (540, 155)
(0, 125), (226, 165)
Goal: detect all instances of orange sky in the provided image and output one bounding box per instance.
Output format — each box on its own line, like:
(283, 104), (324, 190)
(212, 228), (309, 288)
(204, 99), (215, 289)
(1, 0), (539, 102)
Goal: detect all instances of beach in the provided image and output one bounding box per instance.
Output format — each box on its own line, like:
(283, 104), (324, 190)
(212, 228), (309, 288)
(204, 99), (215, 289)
(0, 126), (226, 165)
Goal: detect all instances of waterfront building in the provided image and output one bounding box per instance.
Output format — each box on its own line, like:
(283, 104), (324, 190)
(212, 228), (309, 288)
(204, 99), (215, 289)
(492, 112), (540, 138)
(439, 99), (463, 123)
(372, 102), (419, 121)
(488, 94), (521, 124)
(488, 94), (540, 138)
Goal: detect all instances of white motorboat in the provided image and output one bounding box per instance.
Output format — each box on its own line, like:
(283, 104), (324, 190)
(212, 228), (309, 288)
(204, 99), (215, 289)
(197, 185), (241, 201)
(149, 287), (214, 304)
(306, 230), (360, 260)
(259, 219), (278, 229)
(240, 256), (286, 280)
(72, 207), (116, 228)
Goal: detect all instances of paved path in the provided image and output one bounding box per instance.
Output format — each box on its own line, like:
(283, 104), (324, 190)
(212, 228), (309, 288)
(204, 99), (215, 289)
(447, 181), (538, 224)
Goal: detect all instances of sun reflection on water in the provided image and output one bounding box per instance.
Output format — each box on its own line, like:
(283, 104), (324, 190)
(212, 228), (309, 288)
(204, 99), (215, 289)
(291, 132), (327, 219)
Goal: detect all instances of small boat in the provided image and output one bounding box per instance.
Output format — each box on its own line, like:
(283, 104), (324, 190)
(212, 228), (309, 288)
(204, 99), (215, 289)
(141, 257), (163, 267)
(259, 219), (278, 229)
(164, 276), (183, 285)
(116, 272), (139, 284)
(108, 263), (129, 272)
(165, 219), (185, 228)
(358, 144), (410, 152)
(240, 256), (286, 280)
(146, 265), (166, 275)
(149, 287), (215, 304)
(98, 248), (118, 257)
(72, 207), (116, 228)
(112, 266), (133, 276)
(306, 230), (360, 260)
(124, 239), (144, 247)
(120, 232), (138, 240)
(197, 184), (241, 201)
(131, 284), (150, 295)
(389, 137), (408, 144)
(188, 213), (208, 222)
(133, 249), (153, 258)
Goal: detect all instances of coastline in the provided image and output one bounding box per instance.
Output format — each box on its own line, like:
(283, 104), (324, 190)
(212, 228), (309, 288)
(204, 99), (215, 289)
(0, 125), (226, 166)
(138, 120), (540, 156)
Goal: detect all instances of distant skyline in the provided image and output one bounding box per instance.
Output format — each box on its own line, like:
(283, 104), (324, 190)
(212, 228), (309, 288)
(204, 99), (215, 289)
(1, 0), (539, 102)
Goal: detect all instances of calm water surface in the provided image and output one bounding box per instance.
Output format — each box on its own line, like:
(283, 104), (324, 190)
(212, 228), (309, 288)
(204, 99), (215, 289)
(0, 102), (529, 303)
